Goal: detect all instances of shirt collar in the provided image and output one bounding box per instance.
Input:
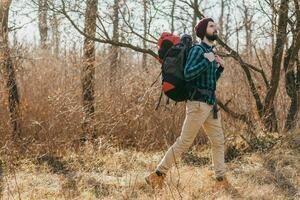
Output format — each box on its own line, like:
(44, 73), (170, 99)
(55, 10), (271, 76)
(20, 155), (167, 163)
(200, 42), (214, 51)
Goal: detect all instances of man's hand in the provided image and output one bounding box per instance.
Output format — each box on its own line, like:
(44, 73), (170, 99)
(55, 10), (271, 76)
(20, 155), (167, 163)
(204, 52), (215, 62)
(215, 55), (225, 67)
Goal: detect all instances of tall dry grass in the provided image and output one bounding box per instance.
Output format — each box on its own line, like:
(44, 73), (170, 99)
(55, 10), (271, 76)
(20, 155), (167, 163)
(0, 44), (299, 200)
(0, 45), (294, 156)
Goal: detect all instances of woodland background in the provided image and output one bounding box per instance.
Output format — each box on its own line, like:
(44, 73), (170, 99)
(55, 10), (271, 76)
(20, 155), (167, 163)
(0, 0), (299, 199)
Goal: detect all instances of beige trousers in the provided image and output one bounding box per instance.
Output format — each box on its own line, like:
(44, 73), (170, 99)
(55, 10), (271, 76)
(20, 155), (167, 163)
(156, 100), (226, 178)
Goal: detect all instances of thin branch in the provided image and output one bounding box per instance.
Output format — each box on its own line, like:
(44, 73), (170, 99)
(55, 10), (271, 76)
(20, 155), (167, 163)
(253, 45), (270, 88)
(56, 0), (158, 58)
(217, 99), (252, 125)
(119, 4), (156, 45)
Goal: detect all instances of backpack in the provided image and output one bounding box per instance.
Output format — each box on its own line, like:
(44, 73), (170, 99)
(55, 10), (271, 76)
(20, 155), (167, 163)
(153, 33), (193, 109)
(161, 42), (191, 102)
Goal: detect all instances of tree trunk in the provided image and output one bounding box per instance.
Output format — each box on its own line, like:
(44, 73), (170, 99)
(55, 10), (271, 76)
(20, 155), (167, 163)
(51, 12), (60, 56)
(110, 0), (119, 84)
(284, 56), (299, 131)
(244, 12), (252, 56)
(81, 0), (98, 142)
(285, 92), (299, 131)
(170, 0), (176, 34)
(142, 0), (148, 69)
(224, 3), (231, 43)
(192, 0), (198, 43)
(235, 22), (239, 54)
(262, 0), (288, 132)
(271, 0), (276, 55)
(284, 0), (300, 131)
(219, 0), (224, 39)
(38, 0), (48, 49)
(242, 0), (253, 57)
(0, 0), (22, 140)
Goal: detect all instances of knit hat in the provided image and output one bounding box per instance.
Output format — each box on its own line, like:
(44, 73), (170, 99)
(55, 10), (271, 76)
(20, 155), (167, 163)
(194, 18), (214, 40)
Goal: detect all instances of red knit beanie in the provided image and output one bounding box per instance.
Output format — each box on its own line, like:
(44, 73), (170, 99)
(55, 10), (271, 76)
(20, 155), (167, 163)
(194, 18), (214, 40)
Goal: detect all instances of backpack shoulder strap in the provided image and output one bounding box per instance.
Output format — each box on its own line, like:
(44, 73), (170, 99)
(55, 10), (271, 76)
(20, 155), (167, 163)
(185, 44), (207, 64)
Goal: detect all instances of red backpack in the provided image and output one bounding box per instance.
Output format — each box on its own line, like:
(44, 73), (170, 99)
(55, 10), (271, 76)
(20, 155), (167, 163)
(154, 33), (192, 109)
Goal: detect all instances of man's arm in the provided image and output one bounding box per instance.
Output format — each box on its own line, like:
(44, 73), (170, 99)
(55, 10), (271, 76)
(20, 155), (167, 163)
(215, 55), (225, 80)
(216, 65), (224, 80)
(184, 46), (212, 81)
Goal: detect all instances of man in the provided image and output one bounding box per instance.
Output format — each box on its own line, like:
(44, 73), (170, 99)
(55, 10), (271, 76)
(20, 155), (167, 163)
(145, 18), (230, 190)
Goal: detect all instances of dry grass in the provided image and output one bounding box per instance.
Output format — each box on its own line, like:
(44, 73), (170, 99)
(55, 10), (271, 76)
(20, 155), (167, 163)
(0, 47), (299, 199)
(0, 132), (299, 199)
(0, 46), (294, 152)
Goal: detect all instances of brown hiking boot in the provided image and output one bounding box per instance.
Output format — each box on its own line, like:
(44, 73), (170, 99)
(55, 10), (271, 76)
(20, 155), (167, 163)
(214, 176), (231, 191)
(145, 171), (166, 189)
(214, 176), (240, 196)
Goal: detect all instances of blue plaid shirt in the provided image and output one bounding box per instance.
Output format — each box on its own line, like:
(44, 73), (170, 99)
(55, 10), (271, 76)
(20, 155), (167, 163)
(184, 42), (224, 104)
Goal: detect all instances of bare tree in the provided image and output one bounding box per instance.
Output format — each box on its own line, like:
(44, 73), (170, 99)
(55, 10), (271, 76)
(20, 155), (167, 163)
(284, 0), (300, 131)
(170, 0), (176, 33)
(81, 0), (98, 142)
(38, 0), (48, 49)
(262, 0), (289, 131)
(142, 0), (148, 69)
(238, 0), (254, 56)
(218, 0), (232, 43)
(110, 0), (120, 83)
(219, 0), (232, 43)
(0, 0), (22, 140)
(191, 0), (198, 42)
(270, 0), (277, 54)
(57, 0), (158, 61)
(50, 12), (60, 56)
(218, 0), (225, 39)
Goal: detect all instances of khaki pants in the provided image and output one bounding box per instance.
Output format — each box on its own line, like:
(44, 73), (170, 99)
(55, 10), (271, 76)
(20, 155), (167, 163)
(156, 100), (226, 178)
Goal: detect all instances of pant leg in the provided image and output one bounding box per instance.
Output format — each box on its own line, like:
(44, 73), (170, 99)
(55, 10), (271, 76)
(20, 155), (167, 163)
(156, 101), (212, 174)
(202, 108), (226, 178)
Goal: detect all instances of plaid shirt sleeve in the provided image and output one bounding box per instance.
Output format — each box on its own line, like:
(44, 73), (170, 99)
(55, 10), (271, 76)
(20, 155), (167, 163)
(184, 46), (211, 81)
(216, 65), (224, 80)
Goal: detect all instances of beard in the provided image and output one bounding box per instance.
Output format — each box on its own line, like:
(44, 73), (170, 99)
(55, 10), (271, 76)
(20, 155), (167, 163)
(205, 32), (218, 41)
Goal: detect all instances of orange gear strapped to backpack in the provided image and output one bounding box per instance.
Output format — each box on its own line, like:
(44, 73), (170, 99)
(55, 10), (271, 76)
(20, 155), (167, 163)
(162, 82), (175, 92)
(157, 32), (180, 49)
(157, 32), (180, 63)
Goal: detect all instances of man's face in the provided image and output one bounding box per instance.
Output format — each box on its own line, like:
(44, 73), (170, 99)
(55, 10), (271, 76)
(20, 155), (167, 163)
(205, 21), (218, 41)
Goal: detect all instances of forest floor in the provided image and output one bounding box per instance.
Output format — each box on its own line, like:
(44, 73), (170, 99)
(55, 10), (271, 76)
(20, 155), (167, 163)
(1, 133), (299, 200)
